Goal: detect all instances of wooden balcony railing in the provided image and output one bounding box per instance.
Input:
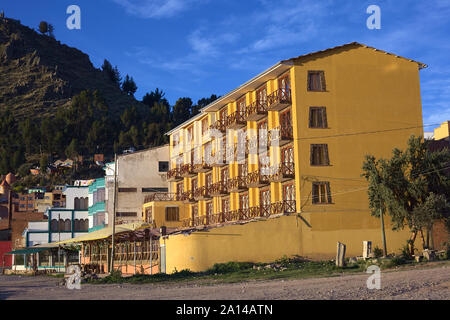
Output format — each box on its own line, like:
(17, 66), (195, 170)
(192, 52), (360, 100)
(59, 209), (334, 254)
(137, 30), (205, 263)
(267, 88), (292, 111)
(269, 125), (293, 147)
(193, 161), (212, 173)
(245, 100), (268, 121)
(144, 193), (181, 203)
(178, 201), (296, 229)
(246, 170), (270, 188)
(180, 191), (196, 203)
(227, 110), (246, 129)
(209, 119), (227, 132)
(227, 176), (248, 192)
(209, 181), (228, 197)
(167, 168), (183, 182)
(180, 164), (196, 178)
(271, 200), (297, 215)
(193, 186), (211, 200)
(269, 162), (295, 183)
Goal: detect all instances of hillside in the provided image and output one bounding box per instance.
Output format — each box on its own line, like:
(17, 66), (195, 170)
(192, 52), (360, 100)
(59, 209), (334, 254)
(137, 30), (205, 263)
(0, 17), (143, 119)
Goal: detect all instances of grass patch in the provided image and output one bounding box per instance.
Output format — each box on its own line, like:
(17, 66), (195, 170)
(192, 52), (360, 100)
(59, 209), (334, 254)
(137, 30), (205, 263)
(86, 257), (366, 285)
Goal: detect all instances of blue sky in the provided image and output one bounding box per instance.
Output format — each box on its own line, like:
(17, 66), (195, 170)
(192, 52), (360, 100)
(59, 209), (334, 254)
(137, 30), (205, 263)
(2, 0), (449, 130)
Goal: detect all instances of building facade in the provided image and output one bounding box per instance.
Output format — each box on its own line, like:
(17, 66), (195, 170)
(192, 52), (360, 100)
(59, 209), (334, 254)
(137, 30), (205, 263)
(104, 145), (170, 226)
(144, 43), (430, 271)
(88, 178), (106, 232)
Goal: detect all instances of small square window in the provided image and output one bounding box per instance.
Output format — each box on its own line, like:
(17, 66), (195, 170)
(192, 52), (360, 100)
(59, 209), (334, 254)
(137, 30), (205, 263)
(308, 71), (326, 92)
(312, 182), (332, 204)
(159, 161), (169, 172)
(311, 144), (330, 166)
(309, 107), (328, 128)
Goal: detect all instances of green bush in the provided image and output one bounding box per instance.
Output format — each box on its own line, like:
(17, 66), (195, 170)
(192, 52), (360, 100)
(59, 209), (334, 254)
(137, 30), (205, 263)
(373, 246), (384, 258)
(208, 262), (254, 274)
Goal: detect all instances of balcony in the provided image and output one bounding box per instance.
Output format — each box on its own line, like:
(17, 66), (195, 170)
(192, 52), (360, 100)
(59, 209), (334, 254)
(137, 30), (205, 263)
(227, 176), (248, 192)
(181, 191), (196, 203)
(180, 164), (196, 178)
(193, 186), (211, 201)
(245, 100), (268, 121)
(269, 125), (293, 147)
(246, 170), (270, 188)
(144, 193), (181, 203)
(269, 162), (295, 183)
(227, 110), (246, 129)
(167, 168), (183, 182)
(209, 181), (228, 197)
(193, 161), (212, 173)
(270, 200), (297, 215)
(267, 88), (292, 111)
(209, 119), (227, 133)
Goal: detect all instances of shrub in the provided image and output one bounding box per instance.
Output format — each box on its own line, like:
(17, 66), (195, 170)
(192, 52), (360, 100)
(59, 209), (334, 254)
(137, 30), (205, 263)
(373, 246), (384, 258)
(208, 262), (254, 274)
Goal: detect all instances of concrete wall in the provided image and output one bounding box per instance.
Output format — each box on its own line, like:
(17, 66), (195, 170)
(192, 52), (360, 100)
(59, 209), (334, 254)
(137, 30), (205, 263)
(163, 215), (420, 273)
(106, 145), (169, 225)
(63, 187), (89, 210)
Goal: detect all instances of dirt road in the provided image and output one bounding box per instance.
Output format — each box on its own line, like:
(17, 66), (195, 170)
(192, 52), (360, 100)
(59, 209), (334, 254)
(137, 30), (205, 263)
(1, 263), (449, 300)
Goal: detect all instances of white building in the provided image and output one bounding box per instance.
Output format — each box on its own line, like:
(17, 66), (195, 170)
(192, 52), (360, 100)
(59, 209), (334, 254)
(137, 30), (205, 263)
(104, 145), (169, 225)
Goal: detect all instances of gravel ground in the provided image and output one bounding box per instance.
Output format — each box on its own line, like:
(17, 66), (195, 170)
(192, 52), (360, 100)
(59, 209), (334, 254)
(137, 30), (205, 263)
(1, 262), (449, 300)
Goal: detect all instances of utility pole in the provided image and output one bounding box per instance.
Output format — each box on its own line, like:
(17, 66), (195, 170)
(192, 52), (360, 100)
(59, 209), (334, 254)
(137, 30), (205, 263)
(110, 154), (118, 273)
(380, 209), (387, 257)
(58, 213), (61, 271)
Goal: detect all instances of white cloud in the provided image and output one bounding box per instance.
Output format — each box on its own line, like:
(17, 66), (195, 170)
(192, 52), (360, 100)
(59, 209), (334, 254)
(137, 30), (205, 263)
(112, 0), (201, 19)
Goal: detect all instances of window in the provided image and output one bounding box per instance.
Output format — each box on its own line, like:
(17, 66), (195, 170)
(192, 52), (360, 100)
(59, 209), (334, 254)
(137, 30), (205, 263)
(173, 133), (179, 147)
(176, 183), (184, 197)
(222, 198), (230, 214)
(239, 193), (249, 210)
(187, 126), (194, 142)
(260, 189), (271, 210)
(221, 167), (229, 186)
(205, 173), (213, 188)
(312, 182), (332, 204)
(311, 144), (330, 166)
(118, 188), (137, 193)
(192, 205), (198, 219)
(237, 96), (246, 116)
(308, 71), (326, 91)
(309, 107), (328, 128)
(202, 117), (209, 136)
(206, 202), (213, 216)
(283, 184), (296, 202)
(219, 107), (228, 122)
(159, 161), (169, 172)
(191, 178), (198, 192)
(238, 159), (248, 178)
(256, 85), (268, 106)
(165, 207), (180, 221)
(142, 188), (168, 193)
(278, 74), (291, 99)
(117, 212), (137, 217)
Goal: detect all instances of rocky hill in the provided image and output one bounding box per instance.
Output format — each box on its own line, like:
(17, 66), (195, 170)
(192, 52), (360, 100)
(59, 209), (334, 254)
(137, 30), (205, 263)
(0, 17), (143, 119)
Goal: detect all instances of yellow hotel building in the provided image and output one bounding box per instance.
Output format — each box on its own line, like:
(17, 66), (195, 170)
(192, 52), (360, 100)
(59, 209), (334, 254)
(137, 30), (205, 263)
(144, 42), (427, 272)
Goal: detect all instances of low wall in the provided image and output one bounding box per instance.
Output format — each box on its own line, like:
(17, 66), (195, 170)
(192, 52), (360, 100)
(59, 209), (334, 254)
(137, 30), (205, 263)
(163, 214), (421, 273)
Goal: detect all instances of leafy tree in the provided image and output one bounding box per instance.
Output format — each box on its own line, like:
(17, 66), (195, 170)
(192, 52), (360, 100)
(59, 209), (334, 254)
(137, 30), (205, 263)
(102, 59), (121, 86)
(40, 154), (49, 173)
(121, 75), (137, 96)
(48, 24), (55, 38)
(173, 97), (193, 125)
(39, 21), (48, 34)
(193, 94), (219, 116)
(65, 139), (79, 160)
(362, 136), (450, 256)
